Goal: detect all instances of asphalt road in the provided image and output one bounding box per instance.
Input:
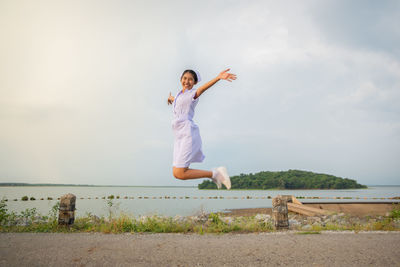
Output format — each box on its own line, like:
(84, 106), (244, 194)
(1, 232), (400, 266)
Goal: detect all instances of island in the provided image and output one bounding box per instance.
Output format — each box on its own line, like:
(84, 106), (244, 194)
(198, 169), (367, 190)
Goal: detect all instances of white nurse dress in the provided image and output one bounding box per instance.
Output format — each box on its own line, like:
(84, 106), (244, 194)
(172, 87), (205, 168)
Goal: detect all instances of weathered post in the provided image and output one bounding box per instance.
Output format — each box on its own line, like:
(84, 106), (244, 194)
(58, 193), (76, 225)
(272, 195), (289, 230)
(281, 195), (294, 203)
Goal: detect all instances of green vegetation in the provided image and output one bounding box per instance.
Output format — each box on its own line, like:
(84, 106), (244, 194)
(0, 198), (8, 224)
(390, 204), (400, 219)
(0, 198), (398, 233)
(0, 198), (274, 234)
(296, 231), (321, 234)
(199, 169), (367, 190)
(21, 196), (28, 201)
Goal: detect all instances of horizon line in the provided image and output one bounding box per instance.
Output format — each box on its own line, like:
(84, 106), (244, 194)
(1, 182), (400, 187)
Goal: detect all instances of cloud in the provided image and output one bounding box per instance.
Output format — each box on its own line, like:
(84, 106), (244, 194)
(0, 0), (399, 185)
(311, 0), (400, 57)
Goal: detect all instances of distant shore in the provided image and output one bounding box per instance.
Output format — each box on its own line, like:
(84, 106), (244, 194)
(2, 182), (398, 188)
(0, 183), (196, 188)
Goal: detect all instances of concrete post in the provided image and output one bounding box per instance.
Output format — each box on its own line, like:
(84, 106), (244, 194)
(272, 195), (289, 230)
(58, 193), (76, 225)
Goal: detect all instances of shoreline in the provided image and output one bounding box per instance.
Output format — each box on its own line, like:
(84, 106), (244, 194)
(223, 202), (398, 217)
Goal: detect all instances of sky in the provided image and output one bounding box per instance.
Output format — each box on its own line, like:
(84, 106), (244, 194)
(0, 0), (399, 186)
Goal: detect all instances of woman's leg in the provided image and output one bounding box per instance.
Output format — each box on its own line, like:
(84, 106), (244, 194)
(173, 167), (212, 180)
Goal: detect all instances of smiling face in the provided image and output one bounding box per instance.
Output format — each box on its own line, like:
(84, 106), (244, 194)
(180, 72), (197, 90)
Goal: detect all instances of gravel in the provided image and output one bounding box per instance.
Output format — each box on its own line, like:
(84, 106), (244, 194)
(1, 232), (399, 266)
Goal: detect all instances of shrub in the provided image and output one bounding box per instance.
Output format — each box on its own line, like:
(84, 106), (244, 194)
(209, 213), (223, 225)
(390, 204), (400, 219)
(0, 198), (8, 224)
(20, 208), (38, 222)
(21, 196), (28, 201)
(48, 202), (60, 223)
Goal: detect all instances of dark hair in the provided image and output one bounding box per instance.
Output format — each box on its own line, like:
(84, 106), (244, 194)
(180, 69), (198, 83)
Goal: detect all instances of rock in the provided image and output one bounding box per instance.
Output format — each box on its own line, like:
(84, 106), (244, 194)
(221, 217), (233, 225)
(173, 215), (186, 223)
(195, 213), (208, 223)
(309, 216), (321, 223)
(255, 214), (271, 221)
(90, 215), (101, 223)
(34, 216), (47, 224)
(139, 216), (148, 223)
(187, 216), (199, 222)
(301, 225), (312, 231)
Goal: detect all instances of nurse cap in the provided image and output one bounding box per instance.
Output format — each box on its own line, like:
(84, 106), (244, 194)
(194, 70), (201, 83)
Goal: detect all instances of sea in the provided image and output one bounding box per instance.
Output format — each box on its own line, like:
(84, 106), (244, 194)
(1, 186), (399, 217)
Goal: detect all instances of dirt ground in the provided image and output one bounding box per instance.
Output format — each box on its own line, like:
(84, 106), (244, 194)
(304, 203), (396, 216)
(223, 203), (398, 217)
(1, 232), (399, 267)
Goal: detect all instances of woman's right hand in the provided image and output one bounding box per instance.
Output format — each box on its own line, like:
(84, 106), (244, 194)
(167, 92), (175, 105)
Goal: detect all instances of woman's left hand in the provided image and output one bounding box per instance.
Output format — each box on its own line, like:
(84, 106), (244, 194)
(167, 92), (175, 105)
(217, 68), (237, 82)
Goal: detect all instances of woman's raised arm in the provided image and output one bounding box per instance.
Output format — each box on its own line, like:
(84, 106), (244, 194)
(194, 69), (236, 99)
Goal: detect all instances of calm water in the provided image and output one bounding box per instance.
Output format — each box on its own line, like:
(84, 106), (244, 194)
(1, 186), (399, 217)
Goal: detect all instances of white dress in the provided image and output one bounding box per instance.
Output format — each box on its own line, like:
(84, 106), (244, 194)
(172, 87), (205, 168)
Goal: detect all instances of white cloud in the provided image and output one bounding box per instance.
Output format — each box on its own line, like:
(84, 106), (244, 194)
(0, 0), (399, 185)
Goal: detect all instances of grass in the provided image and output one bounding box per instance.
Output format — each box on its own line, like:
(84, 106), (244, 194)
(0, 198), (399, 234)
(390, 203), (400, 219)
(296, 231), (321, 234)
(0, 213), (274, 234)
(0, 197), (275, 234)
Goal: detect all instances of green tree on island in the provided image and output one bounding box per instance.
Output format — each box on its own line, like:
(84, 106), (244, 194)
(198, 170), (367, 190)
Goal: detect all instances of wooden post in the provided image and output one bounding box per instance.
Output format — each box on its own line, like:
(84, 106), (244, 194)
(272, 195), (289, 230)
(281, 195), (293, 203)
(58, 193), (76, 225)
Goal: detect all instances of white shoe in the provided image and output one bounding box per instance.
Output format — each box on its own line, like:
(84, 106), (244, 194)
(216, 166), (231, 190)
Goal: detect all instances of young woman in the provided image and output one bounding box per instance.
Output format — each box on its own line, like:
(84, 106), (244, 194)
(167, 69), (237, 189)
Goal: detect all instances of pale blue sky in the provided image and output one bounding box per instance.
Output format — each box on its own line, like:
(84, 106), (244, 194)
(1, 0), (399, 186)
